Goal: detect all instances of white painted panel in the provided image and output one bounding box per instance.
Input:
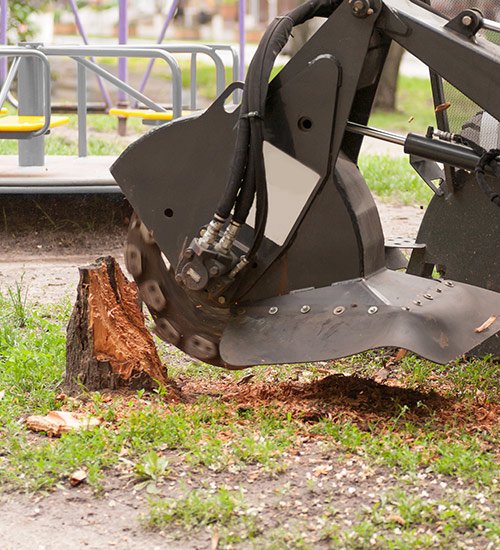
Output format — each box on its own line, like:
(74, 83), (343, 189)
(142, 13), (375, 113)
(247, 141), (320, 246)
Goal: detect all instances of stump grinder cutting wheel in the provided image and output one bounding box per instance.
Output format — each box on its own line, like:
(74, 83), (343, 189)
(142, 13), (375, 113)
(112, 0), (500, 368)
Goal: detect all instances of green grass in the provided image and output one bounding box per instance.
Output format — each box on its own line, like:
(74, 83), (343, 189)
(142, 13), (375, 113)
(359, 154), (433, 205)
(369, 75), (435, 134)
(322, 489), (500, 548)
(0, 291), (498, 492)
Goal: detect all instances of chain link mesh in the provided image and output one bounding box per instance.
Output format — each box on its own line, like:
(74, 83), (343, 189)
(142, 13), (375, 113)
(430, 1), (500, 147)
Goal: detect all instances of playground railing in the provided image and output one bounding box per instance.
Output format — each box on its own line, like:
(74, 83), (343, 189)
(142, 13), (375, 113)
(0, 42), (239, 193)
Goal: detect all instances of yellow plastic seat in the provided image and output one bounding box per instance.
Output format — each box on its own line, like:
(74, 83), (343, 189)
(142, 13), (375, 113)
(0, 115), (70, 132)
(0, 107), (7, 115)
(109, 108), (196, 121)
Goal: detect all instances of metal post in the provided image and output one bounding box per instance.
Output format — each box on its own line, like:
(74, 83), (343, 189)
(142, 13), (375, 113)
(18, 48), (45, 167)
(238, 0), (246, 80)
(77, 61), (87, 158)
(117, 0), (128, 135)
(67, 0), (111, 108)
(138, 0), (180, 95)
(0, 0), (7, 82)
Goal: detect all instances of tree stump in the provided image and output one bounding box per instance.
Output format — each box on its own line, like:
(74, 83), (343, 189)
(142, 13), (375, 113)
(64, 256), (167, 394)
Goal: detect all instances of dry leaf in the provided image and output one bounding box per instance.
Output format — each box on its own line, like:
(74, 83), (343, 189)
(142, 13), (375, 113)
(474, 315), (497, 334)
(313, 465), (332, 477)
(395, 348), (408, 361)
(69, 469), (87, 487)
(26, 411), (101, 437)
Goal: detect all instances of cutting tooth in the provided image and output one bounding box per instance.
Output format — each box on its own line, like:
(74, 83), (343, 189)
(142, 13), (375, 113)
(139, 222), (155, 245)
(154, 318), (180, 345)
(185, 334), (218, 361)
(124, 244), (142, 277)
(139, 280), (167, 311)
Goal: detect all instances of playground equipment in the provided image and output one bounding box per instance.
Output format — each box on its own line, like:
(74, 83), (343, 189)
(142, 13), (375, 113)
(112, 0), (500, 367)
(0, 42), (238, 192)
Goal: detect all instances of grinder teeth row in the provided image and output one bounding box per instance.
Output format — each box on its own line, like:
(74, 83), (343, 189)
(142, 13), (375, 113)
(124, 213), (221, 364)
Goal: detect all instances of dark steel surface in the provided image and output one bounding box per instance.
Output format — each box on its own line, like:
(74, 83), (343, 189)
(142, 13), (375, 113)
(111, 0), (500, 365)
(408, 169), (500, 355)
(221, 269), (500, 366)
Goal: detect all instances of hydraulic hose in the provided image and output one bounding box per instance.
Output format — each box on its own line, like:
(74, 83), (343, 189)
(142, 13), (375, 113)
(215, 0), (344, 260)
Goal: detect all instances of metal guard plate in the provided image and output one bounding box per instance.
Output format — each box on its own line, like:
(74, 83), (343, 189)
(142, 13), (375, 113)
(220, 269), (500, 366)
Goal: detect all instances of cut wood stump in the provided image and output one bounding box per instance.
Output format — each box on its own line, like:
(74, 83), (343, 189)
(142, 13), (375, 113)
(64, 256), (167, 394)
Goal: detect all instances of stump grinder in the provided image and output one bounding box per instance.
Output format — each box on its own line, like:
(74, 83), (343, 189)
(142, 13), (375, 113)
(111, 0), (500, 368)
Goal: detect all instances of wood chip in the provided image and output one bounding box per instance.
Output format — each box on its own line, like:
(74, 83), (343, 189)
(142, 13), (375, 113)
(474, 315), (497, 334)
(211, 527), (220, 550)
(435, 102), (451, 113)
(69, 469), (87, 487)
(388, 513), (406, 525)
(25, 411), (101, 437)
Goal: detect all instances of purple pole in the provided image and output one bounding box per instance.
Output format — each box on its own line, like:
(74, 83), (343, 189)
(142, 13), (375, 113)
(238, 0), (246, 80)
(0, 0), (7, 82)
(67, 0), (111, 107)
(117, 0), (128, 104)
(138, 0), (179, 95)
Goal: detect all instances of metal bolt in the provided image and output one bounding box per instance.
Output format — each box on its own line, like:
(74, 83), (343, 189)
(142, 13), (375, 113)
(333, 306), (345, 316)
(183, 248), (194, 260)
(351, 0), (364, 13)
(436, 288), (442, 293)
(209, 265), (219, 277)
(444, 281), (454, 288)
(401, 306), (410, 311)
(175, 274), (183, 285)
(218, 296), (226, 305)
(268, 306), (278, 315)
(413, 300), (422, 306)
(462, 15), (473, 26)
(300, 305), (311, 314)
(368, 306), (378, 315)
(424, 293), (433, 300)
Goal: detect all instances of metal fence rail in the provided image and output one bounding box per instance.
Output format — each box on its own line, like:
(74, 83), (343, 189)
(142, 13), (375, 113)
(0, 42), (240, 193)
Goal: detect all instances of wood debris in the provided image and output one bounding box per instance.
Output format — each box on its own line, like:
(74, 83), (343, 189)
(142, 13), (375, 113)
(474, 315), (497, 334)
(25, 410), (101, 437)
(69, 469), (88, 487)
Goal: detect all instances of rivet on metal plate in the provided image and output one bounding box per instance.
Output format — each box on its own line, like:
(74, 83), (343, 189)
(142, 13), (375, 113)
(268, 306), (278, 315)
(368, 306), (378, 315)
(444, 281), (454, 288)
(424, 294), (433, 300)
(300, 305), (311, 314)
(333, 306), (345, 316)
(413, 300), (422, 306)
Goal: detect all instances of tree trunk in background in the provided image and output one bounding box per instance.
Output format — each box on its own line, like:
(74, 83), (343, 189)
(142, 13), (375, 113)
(64, 256), (167, 394)
(374, 43), (405, 111)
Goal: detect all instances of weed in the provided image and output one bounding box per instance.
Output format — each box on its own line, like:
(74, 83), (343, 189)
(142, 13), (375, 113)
(6, 276), (29, 328)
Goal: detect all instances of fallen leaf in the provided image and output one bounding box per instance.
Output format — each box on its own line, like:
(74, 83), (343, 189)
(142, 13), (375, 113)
(474, 315), (497, 333)
(394, 348), (408, 361)
(237, 374), (255, 386)
(69, 469), (87, 487)
(26, 411), (101, 437)
(313, 465), (332, 477)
